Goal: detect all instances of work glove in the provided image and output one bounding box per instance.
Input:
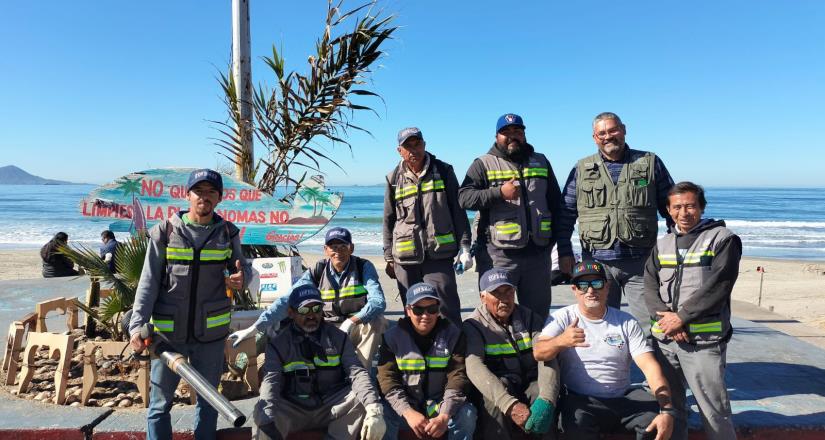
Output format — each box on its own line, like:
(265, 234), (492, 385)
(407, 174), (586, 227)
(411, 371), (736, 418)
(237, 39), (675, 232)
(458, 246), (473, 270)
(360, 403), (386, 440)
(228, 325), (258, 348)
(338, 318), (355, 336)
(524, 397), (555, 434)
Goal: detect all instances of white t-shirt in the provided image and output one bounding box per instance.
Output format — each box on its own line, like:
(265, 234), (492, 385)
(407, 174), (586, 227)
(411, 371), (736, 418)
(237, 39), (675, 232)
(542, 304), (652, 398)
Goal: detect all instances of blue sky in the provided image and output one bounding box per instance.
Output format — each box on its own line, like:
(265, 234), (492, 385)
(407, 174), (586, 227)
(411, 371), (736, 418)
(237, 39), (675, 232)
(2, 1), (824, 187)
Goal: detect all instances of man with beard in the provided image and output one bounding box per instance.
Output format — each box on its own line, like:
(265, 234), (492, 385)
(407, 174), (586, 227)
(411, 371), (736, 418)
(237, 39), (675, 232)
(229, 227), (387, 369)
(129, 168), (252, 440)
(534, 261), (675, 440)
(464, 268), (560, 439)
(556, 112), (674, 336)
(254, 284), (387, 440)
(383, 127), (471, 325)
(459, 113), (563, 320)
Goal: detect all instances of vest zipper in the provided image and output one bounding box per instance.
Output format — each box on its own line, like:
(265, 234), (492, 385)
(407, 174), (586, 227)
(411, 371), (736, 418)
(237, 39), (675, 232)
(188, 248), (201, 343)
(516, 163), (532, 237)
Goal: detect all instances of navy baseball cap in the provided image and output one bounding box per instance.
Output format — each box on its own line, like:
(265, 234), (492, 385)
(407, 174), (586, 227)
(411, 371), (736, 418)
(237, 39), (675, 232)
(496, 113), (525, 133)
(324, 227), (352, 245)
(288, 284), (323, 309)
(187, 169), (223, 194)
(397, 127), (424, 146)
(405, 282), (440, 306)
(571, 260), (607, 282)
(479, 268), (516, 293)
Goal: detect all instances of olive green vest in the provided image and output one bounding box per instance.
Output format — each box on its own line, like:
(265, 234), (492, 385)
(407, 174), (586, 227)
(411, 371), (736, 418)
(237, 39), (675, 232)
(310, 257), (368, 323)
(388, 156), (460, 264)
(651, 225), (735, 345)
(384, 320), (461, 416)
(575, 150), (658, 251)
(465, 305), (538, 392)
(150, 214), (234, 344)
(270, 323), (348, 409)
(478, 152), (554, 249)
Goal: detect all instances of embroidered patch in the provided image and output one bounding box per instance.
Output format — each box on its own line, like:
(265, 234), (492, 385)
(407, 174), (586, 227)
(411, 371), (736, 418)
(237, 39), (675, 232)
(603, 333), (625, 349)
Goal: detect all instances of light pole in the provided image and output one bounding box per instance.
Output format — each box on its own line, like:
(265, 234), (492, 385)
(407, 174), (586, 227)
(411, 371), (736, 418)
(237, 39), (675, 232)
(232, 0), (254, 183)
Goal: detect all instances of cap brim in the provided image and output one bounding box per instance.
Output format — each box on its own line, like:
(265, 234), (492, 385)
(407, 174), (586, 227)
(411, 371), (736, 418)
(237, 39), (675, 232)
(408, 294), (440, 305)
(483, 281), (516, 293)
(398, 134), (423, 145)
(296, 299), (323, 309)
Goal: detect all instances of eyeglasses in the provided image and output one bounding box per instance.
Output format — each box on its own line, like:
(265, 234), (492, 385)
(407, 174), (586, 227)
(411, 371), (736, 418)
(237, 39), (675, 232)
(410, 304), (440, 316)
(296, 304), (323, 315)
(594, 127), (623, 139)
(574, 279), (606, 291)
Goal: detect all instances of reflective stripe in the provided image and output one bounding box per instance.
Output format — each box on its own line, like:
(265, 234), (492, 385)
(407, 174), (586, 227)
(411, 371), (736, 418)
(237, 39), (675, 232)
(283, 361), (314, 372)
(425, 356), (449, 369)
(485, 336), (532, 356)
(495, 223), (521, 234)
(540, 220), (552, 232)
(435, 233), (455, 245)
(313, 355), (341, 367)
(395, 185), (418, 199)
(284, 354), (342, 372)
(152, 319), (174, 333)
(420, 180), (445, 193)
(658, 250), (715, 266)
(206, 312), (230, 329)
(394, 180), (445, 199)
(320, 285), (367, 300)
(396, 240), (415, 252)
(689, 322), (722, 333)
(651, 320), (664, 334)
(396, 358), (426, 371)
(521, 167), (548, 178)
(485, 168), (548, 181)
(516, 336), (533, 351)
(201, 248), (231, 261)
(166, 247), (194, 261)
(426, 402), (440, 417)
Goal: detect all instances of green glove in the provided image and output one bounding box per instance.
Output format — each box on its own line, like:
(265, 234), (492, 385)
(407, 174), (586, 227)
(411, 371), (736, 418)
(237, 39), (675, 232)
(524, 397), (555, 434)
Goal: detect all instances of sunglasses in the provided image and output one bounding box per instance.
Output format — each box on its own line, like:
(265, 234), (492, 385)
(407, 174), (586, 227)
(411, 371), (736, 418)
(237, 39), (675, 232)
(297, 304), (323, 315)
(574, 279), (606, 291)
(410, 304), (440, 316)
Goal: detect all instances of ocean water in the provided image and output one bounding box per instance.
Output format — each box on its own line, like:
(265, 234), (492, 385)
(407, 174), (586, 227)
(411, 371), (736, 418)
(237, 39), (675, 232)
(1, 185), (824, 260)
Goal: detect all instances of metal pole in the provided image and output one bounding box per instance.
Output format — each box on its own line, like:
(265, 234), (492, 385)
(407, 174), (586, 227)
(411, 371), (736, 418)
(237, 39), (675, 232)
(757, 266), (765, 307)
(232, 0), (254, 183)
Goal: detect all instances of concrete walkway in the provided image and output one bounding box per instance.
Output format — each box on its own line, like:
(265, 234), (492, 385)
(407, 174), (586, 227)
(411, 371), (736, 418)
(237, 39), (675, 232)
(2, 273), (825, 438)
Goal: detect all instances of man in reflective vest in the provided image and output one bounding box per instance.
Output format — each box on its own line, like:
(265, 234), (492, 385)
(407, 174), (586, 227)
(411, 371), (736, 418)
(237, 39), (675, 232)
(230, 227), (387, 369)
(129, 168), (252, 440)
(459, 113), (563, 321)
(556, 112), (675, 336)
(644, 182), (741, 440)
(254, 284), (386, 440)
(384, 127), (472, 325)
(377, 282), (477, 439)
(464, 268), (560, 439)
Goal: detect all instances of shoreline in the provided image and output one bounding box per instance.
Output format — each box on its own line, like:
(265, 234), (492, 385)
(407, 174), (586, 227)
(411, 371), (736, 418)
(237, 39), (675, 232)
(3, 249), (823, 331)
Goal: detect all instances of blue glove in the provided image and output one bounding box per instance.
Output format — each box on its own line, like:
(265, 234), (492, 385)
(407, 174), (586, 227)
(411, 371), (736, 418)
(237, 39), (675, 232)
(524, 397), (555, 434)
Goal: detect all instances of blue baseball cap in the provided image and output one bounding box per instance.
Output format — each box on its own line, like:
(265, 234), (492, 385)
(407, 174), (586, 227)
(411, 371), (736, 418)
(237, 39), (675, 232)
(571, 260), (607, 282)
(479, 268), (516, 293)
(405, 282), (440, 306)
(187, 169), (223, 194)
(397, 127), (424, 146)
(496, 113), (525, 133)
(288, 284), (323, 309)
(324, 227), (352, 245)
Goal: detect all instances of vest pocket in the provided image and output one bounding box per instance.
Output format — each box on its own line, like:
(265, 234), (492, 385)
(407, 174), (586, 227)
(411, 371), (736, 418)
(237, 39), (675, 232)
(432, 230), (458, 254)
(491, 218), (523, 247)
(393, 227), (424, 263)
(580, 215), (610, 247)
(199, 298), (231, 341)
(535, 214), (553, 240)
(150, 303), (179, 339)
(627, 165), (651, 207)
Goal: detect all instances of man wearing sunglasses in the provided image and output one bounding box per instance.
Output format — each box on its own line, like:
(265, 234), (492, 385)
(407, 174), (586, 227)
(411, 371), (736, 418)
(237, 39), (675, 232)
(230, 227), (387, 369)
(254, 284), (386, 440)
(464, 268), (560, 439)
(555, 112), (675, 337)
(377, 282), (477, 439)
(535, 261), (675, 440)
(644, 182), (741, 440)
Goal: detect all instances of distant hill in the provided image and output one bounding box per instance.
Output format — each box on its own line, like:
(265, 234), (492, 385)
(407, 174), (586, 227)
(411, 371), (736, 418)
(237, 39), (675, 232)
(0, 165), (75, 185)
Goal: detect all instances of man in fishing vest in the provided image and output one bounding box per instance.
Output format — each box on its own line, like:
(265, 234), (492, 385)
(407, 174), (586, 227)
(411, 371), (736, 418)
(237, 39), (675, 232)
(534, 261), (676, 440)
(556, 112), (675, 336)
(458, 113), (563, 321)
(383, 127), (472, 325)
(129, 168), (252, 440)
(254, 284), (386, 440)
(644, 181), (741, 440)
(377, 282), (477, 439)
(464, 268), (560, 439)
(229, 226), (387, 369)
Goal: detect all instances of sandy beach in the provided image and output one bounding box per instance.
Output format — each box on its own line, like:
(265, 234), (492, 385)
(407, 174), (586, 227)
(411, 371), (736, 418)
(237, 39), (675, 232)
(3, 249), (824, 331)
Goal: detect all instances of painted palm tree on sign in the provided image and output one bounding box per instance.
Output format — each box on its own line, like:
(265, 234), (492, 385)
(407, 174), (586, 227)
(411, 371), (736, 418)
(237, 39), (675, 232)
(115, 176), (146, 233)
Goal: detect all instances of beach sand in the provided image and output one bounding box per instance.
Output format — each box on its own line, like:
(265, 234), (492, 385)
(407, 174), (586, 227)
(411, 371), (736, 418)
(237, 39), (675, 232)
(2, 249), (823, 331)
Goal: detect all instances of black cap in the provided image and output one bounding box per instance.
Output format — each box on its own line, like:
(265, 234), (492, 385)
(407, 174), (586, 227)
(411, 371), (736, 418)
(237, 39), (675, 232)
(571, 260), (607, 282)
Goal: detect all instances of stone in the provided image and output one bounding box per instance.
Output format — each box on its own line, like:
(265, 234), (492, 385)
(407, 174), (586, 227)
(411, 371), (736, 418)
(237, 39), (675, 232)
(65, 394), (80, 404)
(102, 401), (116, 408)
(116, 392), (127, 400)
(70, 402), (81, 407)
(34, 391), (49, 401)
(118, 398), (133, 408)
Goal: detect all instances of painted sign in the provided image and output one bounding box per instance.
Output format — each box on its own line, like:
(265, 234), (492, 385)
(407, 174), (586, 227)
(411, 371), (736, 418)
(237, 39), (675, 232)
(79, 168), (342, 246)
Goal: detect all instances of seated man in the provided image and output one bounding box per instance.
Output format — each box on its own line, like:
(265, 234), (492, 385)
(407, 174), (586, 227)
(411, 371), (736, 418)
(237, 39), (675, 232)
(534, 261), (675, 440)
(231, 226), (387, 368)
(377, 282), (477, 439)
(254, 284), (386, 440)
(464, 268), (560, 439)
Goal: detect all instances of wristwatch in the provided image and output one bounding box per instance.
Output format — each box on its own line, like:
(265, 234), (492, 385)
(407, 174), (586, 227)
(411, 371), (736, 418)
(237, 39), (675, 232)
(659, 407), (677, 416)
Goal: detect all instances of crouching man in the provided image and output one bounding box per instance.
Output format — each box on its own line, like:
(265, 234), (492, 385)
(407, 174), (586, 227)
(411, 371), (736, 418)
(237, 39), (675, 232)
(377, 282), (477, 439)
(254, 284), (386, 440)
(464, 268), (560, 439)
(534, 261), (675, 440)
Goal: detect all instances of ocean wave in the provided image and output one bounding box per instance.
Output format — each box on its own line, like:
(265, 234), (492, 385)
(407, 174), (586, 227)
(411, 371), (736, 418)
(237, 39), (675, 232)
(724, 220), (825, 228)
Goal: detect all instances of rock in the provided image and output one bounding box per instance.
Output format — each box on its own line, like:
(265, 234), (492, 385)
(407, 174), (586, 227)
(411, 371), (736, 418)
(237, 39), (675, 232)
(35, 366), (49, 374)
(102, 401), (116, 408)
(34, 391), (49, 401)
(70, 402), (82, 407)
(102, 361), (113, 370)
(87, 398), (98, 406)
(118, 398), (133, 408)
(65, 394), (80, 404)
(71, 387), (83, 396)
(116, 393), (127, 400)
(10, 390), (18, 396)
(94, 337), (103, 341)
